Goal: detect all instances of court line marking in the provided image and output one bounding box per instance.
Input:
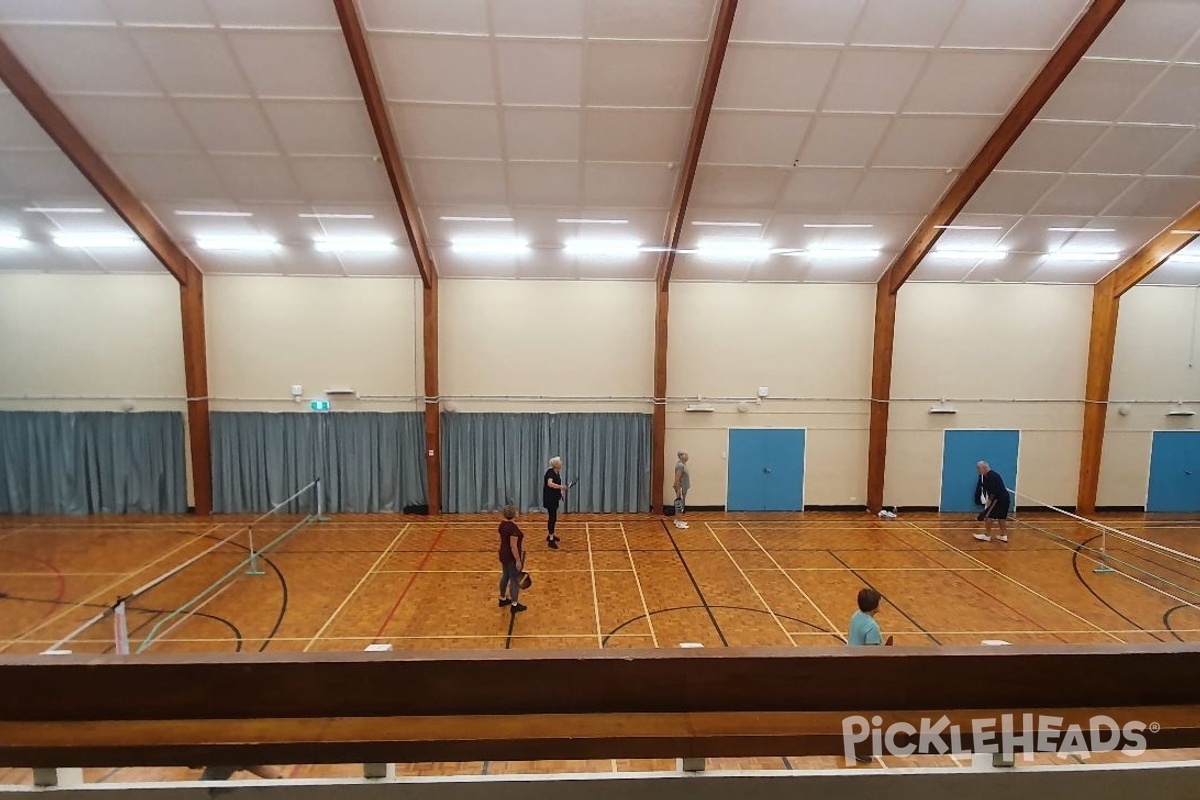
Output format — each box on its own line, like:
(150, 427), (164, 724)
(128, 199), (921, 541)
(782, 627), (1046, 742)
(0, 523), (226, 652)
(705, 523), (796, 646)
(736, 523), (845, 643)
(620, 521), (658, 649)
(145, 579), (240, 650)
(585, 522), (603, 648)
(899, 520), (1125, 644)
(0, 525), (35, 545)
(301, 523), (412, 652)
(0, 572), (129, 577)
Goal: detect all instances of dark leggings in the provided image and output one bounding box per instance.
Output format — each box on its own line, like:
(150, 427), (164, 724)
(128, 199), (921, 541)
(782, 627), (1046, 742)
(499, 561), (521, 603)
(546, 504), (558, 537)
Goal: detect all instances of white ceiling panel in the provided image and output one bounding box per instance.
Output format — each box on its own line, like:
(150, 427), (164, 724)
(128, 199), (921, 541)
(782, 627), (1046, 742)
(1022, 257), (1121, 285)
(130, 29), (249, 96)
(962, 171), (1063, 214)
(408, 159), (509, 205)
(909, 258), (980, 282)
(83, 246), (164, 274)
(108, 154), (225, 201)
(800, 258), (887, 283)
(942, 0), (1088, 50)
(1151, 130), (1200, 177)
(731, 0), (865, 45)
(226, 30), (360, 99)
(503, 109), (581, 161)
(851, 0), (959, 47)
(872, 116), (997, 169)
(0, 93), (59, 150)
(393, 105), (504, 160)
(1032, 174), (1136, 216)
(585, 109), (692, 162)
(58, 96), (196, 154)
(0, 151), (99, 196)
(586, 41), (706, 107)
(496, 40), (583, 106)
(690, 165), (789, 208)
(0, 0), (111, 25)
(847, 169), (955, 214)
(106, 0), (212, 26)
(205, 0), (340, 30)
(436, 247), (521, 278)
(1104, 176), (1200, 218)
(1089, 0), (1200, 61)
(1124, 66), (1200, 126)
(291, 157), (394, 203)
(1141, 261), (1200, 287)
(507, 162), (580, 205)
(0, 244), (112, 274)
(174, 99), (279, 155)
(775, 168), (864, 213)
(963, 252), (1046, 283)
(492, 0), (584, 38)
(582, 161), (676, 207)
(262, 101), (377, 157)
(586, 0), (716, 40)
(1073, 125), (1191, 175)
(821, 50), (927, 114)
(905, 52), (1045, 115)
(796, 116), (890, 167)
(714, 45), (838, 111)
(997, 121), (1106, 172)
(698, 112), (809, 166)
(371, 34), (495, 103)
(210, 155), (303, 202)
(1038, 60), (1165, 122)
(359, 0), (489, 35)
(1, 26), (159, 94)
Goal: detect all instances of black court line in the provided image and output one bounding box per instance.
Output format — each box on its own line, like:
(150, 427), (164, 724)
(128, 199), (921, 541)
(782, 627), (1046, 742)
(602, 604), (833, 647)
(826, 551), (943, 646)
(662, 519), (728, 647)
(1070, 534), (1165, 643)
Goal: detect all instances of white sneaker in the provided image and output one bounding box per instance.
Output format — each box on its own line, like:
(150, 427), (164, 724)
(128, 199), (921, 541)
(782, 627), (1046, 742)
(996, 535), (1009, 543)
(680, 521), (689, 528)
(674, 519), (686, 528)
(973, 533), (991, 542)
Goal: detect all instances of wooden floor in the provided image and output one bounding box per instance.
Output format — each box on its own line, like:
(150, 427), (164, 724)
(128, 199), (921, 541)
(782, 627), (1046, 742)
(2, 509), (1200, 782)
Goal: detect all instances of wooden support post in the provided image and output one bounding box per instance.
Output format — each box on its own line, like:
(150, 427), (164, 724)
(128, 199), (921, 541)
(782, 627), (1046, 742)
(866, 282), (897, 513)
(423, 281), (441, 513)
(652, 288), (669, 513)
(180, 275), (213, 515)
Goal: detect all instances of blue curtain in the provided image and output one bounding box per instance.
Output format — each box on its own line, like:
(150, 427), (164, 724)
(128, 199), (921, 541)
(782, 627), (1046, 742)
(441, 413), (651, 513)
(0, 411), (186, 514)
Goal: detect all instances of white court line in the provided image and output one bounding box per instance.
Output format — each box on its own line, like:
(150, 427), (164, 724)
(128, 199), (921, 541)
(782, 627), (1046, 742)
(900, 520), (1124, 644)
(706, 523), (795, 646)
(143, 579), (240, 651)
(0, 522), (226, 652)
(585, 522), (603, 648)
(620, 521), (659, 648)
(737, 522), (845, 643)
(302, 523), (411, 652)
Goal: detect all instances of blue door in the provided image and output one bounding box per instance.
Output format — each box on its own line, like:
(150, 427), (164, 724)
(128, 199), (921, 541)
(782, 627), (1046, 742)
(727, 429), (805, 511)
(1148, 431), (1200, 512)
(940, 430), (1019, 513)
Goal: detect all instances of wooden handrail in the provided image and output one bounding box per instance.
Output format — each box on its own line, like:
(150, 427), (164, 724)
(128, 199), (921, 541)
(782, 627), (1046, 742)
(3, 646), (1200, 766)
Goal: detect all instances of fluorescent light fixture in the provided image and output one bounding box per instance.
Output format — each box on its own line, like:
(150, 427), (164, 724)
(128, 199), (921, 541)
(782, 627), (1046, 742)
(440, 215), (514, 223)
(803, 223), (874, 229)
(25, 206), (103, 214)
(805, 247), (881, 259)
(564, 239), (642, 256)
(53, 232), (138, 248)
(450, 238), (529, 255)
(300, 212), (375, 220)
(935, 224), (1004, 231)
(1047, 227), (1116, 233)
(691, 221), (763, 228)
(314, 236), (395, 253)
(1167, 254), (1200, 264)
(931, 248), (1008, 260)
(196, 235), (279, 252)
(558, 218), (629, 225)
(0, 233), (27, 248)
(695, 240), (772, 259)
(1045, 250), (1120, 262)
(175, 210), (253, 218)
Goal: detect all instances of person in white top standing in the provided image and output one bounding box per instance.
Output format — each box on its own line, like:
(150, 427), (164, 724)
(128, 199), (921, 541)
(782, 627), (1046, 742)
(673, 451), (690, 529)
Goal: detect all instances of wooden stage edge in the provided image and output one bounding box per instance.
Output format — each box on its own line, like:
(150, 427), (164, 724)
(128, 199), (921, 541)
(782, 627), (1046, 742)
(2, 645), (1200, 766)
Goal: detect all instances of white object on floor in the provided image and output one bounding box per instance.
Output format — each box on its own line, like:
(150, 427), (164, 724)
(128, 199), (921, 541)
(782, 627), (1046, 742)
(973, 533), (991, 542)
(364, 643), (393, 652)
(679, 642), (704, 648)
(981, 640), (1012, 646)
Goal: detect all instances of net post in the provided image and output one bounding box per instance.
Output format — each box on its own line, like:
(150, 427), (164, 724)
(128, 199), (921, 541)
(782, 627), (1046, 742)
(245, 525), (265, 576)
(315, 477), (329, 521)
(112, 599), (130, 655)
(1093, 527), (1115, 574)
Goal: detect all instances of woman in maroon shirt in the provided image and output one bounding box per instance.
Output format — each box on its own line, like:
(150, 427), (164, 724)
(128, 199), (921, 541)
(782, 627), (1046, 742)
(498, 504), (526, 613)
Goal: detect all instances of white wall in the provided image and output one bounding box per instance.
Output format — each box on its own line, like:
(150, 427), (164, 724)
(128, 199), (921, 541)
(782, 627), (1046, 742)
(204, 276), (422, 412)
(666, 283), (874, 507)
(887, 284), (1092, 508)
(1100, 285), (1200, 507)
(439, 279), (655, 412)
(0, 273), (185, 411)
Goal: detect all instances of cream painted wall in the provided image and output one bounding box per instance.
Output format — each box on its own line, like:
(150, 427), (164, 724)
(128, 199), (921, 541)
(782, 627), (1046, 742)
(886, 283), (1092, 508)
(666, 283), (874, 507)
(204, 276), (422, 412)
(1099, 286), (1200, 507)
(0, 273), (185, 411)
(439, 279), (655, 411)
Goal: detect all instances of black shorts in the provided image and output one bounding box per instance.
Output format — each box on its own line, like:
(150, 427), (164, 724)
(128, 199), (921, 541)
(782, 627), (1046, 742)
(986, 499), (1009, 520)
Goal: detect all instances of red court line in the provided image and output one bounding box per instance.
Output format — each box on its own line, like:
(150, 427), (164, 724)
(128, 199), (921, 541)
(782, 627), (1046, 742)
(0, 549), (66, 629)
(372, 525), (450, 641)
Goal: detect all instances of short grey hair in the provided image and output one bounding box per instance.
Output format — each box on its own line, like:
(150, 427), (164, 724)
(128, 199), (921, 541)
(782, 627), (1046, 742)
(977, 461), (989, 469)
(677, 451), (688, 458)
(549, 456), (562, 467)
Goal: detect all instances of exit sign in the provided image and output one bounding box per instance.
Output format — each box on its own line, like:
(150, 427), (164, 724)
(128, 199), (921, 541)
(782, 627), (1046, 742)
(310, 399), (331, 412)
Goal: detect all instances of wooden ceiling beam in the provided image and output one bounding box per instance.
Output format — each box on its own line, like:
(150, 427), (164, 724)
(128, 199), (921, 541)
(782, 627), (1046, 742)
(880, 0), (1125, 296)
(1110, 202), (1200, 298)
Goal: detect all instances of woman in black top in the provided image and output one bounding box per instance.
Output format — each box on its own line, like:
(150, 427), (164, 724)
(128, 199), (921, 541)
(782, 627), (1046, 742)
(543, 456), (567, 549)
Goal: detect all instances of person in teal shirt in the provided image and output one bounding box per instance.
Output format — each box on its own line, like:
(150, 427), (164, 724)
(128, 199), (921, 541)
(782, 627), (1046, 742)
(848, 587), (887, 646)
